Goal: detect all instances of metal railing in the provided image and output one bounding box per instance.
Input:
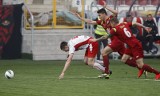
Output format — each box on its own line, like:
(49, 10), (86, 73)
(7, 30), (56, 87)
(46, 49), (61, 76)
(23, 3), (34, 54)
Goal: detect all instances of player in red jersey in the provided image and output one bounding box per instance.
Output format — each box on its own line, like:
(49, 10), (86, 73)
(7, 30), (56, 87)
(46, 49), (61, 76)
(59, 35), (110, 79)
(91, 17), (160, 80)
(73, 1), (118, 78)
(73, 1), (142, 79)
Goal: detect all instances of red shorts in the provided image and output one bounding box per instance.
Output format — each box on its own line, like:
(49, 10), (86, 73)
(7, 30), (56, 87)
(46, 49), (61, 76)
(124, 43), (144, 60)
(85, 41), (99, 58)
(108, 39), (125, 56)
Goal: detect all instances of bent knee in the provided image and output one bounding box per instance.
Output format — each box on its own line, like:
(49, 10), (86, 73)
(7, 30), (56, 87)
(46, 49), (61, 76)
(102, 50), (108, 56)
(121, 58), (127, 63)
(84, 59), (94, 66)
(137, 63), (143, 68)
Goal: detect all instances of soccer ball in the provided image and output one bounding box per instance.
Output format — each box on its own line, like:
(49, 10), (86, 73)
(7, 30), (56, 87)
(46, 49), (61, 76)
(5, 70), (14, 79)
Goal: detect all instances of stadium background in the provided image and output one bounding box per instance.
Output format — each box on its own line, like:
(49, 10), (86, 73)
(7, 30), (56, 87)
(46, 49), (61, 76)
(0, 0), (160, 60)
(0, 1), (160, 96)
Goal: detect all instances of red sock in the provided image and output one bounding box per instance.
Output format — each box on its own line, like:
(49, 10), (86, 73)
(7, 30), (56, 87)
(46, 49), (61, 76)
(125, 59), (140, 69)
(103, 55), (109, 74)
(142, 64), (159, 75)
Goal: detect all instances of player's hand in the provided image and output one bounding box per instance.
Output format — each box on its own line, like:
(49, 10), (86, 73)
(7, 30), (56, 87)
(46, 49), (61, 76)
(89, 39), (97, 43)
(103, 1), (107, 8)
(71, 12), (81, 18)
(59, 73), (64, 79)
(145, 27), (152, 33)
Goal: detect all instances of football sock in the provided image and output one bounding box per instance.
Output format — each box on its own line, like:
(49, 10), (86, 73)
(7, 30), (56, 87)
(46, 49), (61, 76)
(103, 55), (110, 74)
(93, 62), (105, 72)
(142, 64), (159, 75)
(95, 60), (103, 64)
(125, 59), (140, 69)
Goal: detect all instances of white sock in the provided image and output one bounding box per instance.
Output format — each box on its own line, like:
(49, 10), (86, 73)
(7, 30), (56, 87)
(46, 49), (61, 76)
(95, 60), (104, 64)
(93, 62), (105, 72)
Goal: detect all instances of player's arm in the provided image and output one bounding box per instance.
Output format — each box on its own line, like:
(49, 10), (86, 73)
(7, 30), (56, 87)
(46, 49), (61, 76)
(89, 34), (112, 42)
(91, 28), (115, 42)
(59, 53), (74, 79)
(73, 12), (97, 24)
(103, 1), (118, 16)
(132, 22), (152, 33)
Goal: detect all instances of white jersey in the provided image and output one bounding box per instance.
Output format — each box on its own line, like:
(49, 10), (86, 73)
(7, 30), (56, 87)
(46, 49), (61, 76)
(68, 35), (91, 54)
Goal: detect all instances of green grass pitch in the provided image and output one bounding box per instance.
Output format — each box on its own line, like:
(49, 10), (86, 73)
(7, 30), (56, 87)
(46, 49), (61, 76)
(0, 59), (160, 96)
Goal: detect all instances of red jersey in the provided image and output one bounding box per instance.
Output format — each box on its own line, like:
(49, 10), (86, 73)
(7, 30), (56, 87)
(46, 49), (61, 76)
(96, 15), (114, 30)
(110, 22), (140, 48)
(96, 15), (119, 41)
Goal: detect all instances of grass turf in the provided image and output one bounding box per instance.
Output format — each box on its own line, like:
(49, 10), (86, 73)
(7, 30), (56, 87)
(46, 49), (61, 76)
(0, 59), (160, 96)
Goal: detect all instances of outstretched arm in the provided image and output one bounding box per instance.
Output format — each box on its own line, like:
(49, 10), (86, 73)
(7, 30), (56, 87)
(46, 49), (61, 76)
(59, 53), (74, 79)
(103, 1), (118, 16)
(133, 22), (152, 33)
(72, 12), (97, 25)
(89, 34), (111, 42)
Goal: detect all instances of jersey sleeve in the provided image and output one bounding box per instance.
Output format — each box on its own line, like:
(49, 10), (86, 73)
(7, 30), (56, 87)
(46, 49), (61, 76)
(110, 14), (117, 19)
(96, 20), (102, 25)
(68, 42), (75, 54)
(69, 47), (75, 54)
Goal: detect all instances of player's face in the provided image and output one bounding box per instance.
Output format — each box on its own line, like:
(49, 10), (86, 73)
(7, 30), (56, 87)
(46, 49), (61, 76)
(98, 13), (105, 20)
(147, 15), (152, 21)
(126, 17), (133, 22)
(62, 46), (69, 52)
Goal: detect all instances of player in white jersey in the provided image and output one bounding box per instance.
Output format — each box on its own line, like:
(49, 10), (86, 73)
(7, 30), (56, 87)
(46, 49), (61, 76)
(59, 35), (107, 79)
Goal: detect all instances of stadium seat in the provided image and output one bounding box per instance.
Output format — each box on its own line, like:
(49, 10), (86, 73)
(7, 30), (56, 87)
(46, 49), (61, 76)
(151, 0), (159, 5)
(125, 0), (132, 5)
(138, 0), (147, 5)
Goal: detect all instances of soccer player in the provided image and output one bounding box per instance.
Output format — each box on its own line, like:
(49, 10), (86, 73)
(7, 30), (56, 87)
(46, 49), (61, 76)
(58, 35), (109, 79)
(73, 1), (142, 78)
(90, 17), (160, 80)
(73, 1), (118, 78)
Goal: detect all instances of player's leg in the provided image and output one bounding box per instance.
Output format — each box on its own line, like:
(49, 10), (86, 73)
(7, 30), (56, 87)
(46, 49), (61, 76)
(136, 58), (160, 79)
(122, 48), (140, 69)
(99, 46), (113, 79)
(118, 45), (148, 78)
(100, 40), (124, 78)
(86, 57), (105, 72)
(132, 44), (160, 79)
(102, 46), (112, 74)
(121, 54), (130, 63)
(84, 41), (106, 73)
(95, 40), (101, 61)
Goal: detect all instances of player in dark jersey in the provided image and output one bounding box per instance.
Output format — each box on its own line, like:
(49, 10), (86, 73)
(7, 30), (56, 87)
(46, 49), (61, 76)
(90, 17), (160, 80)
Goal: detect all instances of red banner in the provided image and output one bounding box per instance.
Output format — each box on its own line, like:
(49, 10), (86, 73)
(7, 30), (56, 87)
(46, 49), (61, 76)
(0, 0), (2, 5)
(0, 4), (23, 59)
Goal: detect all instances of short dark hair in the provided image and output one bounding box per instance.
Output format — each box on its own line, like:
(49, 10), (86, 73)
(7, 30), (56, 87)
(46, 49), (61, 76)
(126, 14), (132, 18)
(110, 17), (119, 23)
(60, 41), (67, 50)
(97, 8), (107, 15)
